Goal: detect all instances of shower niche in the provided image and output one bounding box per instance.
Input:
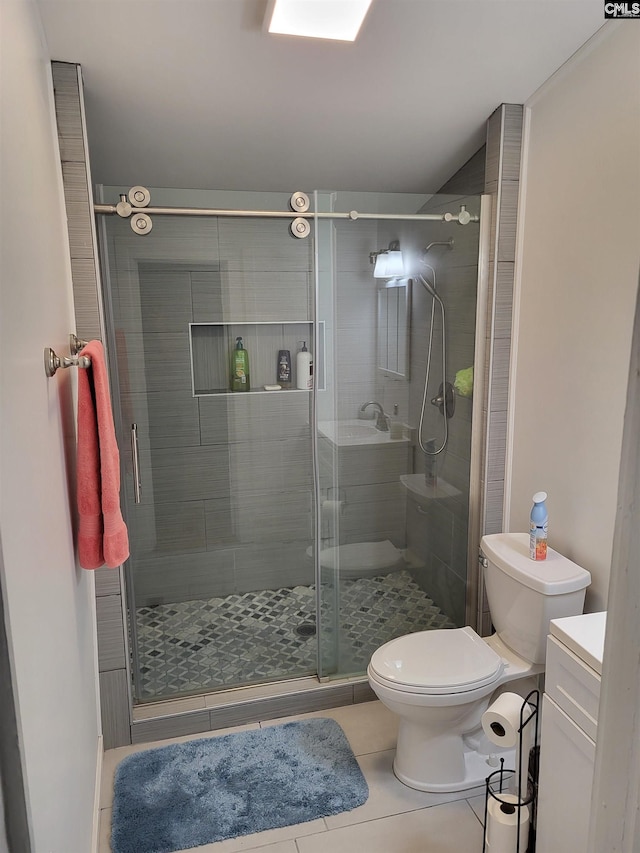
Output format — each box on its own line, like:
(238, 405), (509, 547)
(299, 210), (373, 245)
(189, 321), (325, 395)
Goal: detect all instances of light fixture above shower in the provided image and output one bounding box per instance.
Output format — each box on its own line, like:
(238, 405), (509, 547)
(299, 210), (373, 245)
(371, 240), (405, 280)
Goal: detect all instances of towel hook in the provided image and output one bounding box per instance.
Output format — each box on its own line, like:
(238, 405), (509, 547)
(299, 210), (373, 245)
(44, 334), (91, 377)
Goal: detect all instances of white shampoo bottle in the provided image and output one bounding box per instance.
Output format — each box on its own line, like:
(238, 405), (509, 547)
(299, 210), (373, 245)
(296, 341), (312, 390)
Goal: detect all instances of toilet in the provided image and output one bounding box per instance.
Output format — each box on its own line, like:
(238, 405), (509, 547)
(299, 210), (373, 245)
(367, 532), (591, 793)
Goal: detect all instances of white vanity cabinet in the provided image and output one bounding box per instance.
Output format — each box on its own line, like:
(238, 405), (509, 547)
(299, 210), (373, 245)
(536, 612), (606, 853)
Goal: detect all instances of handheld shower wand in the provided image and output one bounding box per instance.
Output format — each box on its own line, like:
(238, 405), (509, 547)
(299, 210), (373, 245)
(417, 240), (454, 457)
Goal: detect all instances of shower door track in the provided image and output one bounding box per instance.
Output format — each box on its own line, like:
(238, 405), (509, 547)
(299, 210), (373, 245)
(94, 202), (479, 224)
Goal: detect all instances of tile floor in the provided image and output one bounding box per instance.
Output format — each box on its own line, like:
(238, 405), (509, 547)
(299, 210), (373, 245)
(135, 571), (455, 700)
(100, 700), (488, 853)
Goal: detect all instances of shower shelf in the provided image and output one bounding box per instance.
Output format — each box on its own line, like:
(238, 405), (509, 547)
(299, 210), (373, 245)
(400, 474), (461, 501)
(189, 320), (325, 396)
(194, 388), (311, 397)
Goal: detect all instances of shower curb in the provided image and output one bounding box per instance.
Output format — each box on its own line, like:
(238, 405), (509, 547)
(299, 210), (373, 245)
(129, 678), (375, 745)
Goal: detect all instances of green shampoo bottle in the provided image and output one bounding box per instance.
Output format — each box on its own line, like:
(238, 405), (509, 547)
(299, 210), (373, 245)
(230, 336), (250, 392)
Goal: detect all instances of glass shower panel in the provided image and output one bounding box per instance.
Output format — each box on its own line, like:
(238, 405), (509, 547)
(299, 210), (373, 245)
(316, 191), (482, 679)
(100, 193), (317, 702)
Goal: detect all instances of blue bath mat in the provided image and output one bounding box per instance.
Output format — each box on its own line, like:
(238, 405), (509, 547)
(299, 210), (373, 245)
(111, 717), (368, 853)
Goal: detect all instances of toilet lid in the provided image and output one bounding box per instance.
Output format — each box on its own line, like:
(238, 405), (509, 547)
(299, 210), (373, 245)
(369, 627), (504, 695)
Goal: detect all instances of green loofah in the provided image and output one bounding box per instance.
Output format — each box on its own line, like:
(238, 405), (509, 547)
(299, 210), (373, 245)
(454, 366), (474, 398)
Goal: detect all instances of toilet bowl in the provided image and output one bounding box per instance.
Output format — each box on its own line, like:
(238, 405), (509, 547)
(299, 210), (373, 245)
(368, 627), (537, 792)
(367, 532), (591, 793)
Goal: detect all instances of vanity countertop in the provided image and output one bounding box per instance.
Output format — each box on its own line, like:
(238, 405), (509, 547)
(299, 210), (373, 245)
(549, 611), (607, 675)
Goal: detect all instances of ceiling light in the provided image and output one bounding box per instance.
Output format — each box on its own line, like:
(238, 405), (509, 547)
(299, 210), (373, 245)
(266, 0), (373, 42)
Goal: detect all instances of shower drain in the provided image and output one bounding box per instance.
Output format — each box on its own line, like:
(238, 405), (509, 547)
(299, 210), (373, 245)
(296, 622), (316, 638)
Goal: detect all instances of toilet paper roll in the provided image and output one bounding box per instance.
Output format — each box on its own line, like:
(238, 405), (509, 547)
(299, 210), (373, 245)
(482, 692), (533, 748)
(485, 794), (530, 853)
(483, 692), (535, 797)
(321, 500), (344, 523)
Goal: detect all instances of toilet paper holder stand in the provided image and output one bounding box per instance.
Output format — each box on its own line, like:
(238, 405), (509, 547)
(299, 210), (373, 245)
(482, 689), (540, 853)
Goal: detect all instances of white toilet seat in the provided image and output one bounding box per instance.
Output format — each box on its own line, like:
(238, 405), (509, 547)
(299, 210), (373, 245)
(369, 626), (504, 695)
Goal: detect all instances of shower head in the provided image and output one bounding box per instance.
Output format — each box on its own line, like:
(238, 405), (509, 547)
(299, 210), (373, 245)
(421, 238), (454, 259)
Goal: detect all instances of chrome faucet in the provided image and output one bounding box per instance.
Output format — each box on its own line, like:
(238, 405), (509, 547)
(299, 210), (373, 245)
(359, 401), (390, 431)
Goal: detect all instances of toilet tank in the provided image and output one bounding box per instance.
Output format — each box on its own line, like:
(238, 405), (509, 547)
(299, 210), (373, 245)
(480, 533), (591, 665)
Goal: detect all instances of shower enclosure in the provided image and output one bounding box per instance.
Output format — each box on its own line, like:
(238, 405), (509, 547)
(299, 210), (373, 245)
(97, 186), (487, 704)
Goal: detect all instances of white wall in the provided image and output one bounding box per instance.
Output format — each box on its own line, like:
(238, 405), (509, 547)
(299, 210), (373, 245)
(0, 1), (101, 850)
(507, 23), (640, 611)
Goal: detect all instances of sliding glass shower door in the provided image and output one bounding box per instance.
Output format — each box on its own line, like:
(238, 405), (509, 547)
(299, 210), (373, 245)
(315, 191), (483, 679)
(101, 191), (318, 702)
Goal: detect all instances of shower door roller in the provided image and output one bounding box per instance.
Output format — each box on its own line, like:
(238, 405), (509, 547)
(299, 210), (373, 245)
(128, 186), (151, 208)
(290, 217), (310, 239)
(289, 191), (310, 213)
(131, 213), (153, 235)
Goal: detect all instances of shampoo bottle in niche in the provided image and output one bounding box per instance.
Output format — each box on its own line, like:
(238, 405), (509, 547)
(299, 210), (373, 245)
(529, 491), (548, 560)
(230, 336), (250, 392)
(277, 349), (291, 388)
(296, 341), (313, 390)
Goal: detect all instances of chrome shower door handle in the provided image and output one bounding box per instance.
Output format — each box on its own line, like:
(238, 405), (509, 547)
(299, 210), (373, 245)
(131, 423), (142, 504)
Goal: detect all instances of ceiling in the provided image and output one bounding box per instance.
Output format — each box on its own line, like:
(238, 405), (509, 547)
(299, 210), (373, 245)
(37, 0), (605, 194)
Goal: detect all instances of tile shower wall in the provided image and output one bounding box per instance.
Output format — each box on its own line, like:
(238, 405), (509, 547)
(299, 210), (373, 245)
(51, 62), (132, 749)
(482, 105), (523, 532)
(479, 104), (523, 635)
(102, 209), (315, 607)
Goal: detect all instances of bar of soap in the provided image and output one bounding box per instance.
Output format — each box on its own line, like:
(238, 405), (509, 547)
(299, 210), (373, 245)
(264, 384), (281, 391)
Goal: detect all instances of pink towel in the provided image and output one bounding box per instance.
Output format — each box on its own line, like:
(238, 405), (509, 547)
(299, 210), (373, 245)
(77, 340), (129, 569)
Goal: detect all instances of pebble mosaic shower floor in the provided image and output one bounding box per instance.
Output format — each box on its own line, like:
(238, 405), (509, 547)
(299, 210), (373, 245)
(135, 569), (456, 701)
